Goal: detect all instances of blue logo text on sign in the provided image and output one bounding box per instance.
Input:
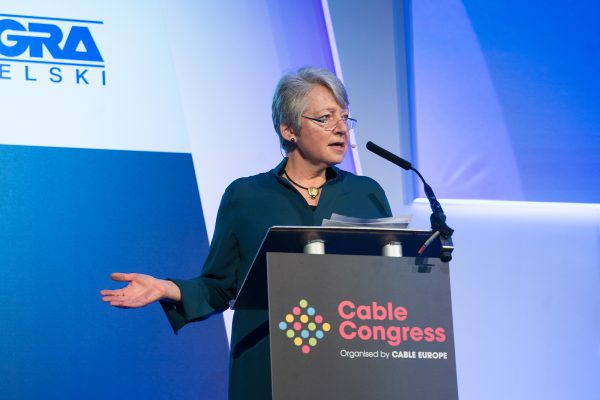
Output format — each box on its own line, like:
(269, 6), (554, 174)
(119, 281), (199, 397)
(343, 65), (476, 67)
(0, 13), (105, 85)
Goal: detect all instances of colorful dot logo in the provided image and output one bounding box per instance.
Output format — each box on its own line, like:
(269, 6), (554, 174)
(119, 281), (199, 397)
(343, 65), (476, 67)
(278, 299), (331, 354)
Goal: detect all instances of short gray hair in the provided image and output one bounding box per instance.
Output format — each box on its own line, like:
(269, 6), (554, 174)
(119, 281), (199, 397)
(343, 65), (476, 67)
(272, 67), (349, 153)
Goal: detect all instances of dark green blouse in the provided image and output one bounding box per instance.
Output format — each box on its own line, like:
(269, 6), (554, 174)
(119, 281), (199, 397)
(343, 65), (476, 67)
(161, 159), (392, 399)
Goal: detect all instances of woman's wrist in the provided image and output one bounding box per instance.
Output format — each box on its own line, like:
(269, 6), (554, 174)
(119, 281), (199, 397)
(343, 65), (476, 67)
(161, 279), (182, 303)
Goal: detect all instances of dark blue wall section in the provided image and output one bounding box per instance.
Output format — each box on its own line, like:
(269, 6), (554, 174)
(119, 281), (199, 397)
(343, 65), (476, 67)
(0, 145), (228, 399)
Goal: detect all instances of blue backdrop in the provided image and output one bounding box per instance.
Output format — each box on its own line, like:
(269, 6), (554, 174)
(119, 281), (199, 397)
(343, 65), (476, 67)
(0, 145), (228, 398)
(410, 0), (600, 203)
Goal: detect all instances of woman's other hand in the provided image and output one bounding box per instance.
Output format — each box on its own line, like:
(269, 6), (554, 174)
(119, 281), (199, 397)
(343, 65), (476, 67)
(100, 273), (181, 308)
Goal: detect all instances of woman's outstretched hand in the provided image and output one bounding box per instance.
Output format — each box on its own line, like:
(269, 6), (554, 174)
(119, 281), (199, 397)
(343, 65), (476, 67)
(100, 273), (181, 308)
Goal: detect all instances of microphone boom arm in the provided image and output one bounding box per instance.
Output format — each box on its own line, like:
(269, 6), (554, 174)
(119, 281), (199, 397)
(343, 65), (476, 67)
(366, 141), (454, 262)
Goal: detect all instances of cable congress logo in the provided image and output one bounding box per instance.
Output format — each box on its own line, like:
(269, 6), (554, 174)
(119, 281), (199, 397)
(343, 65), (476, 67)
(278, 299), (332, 355)
(0, 13), (105, 85)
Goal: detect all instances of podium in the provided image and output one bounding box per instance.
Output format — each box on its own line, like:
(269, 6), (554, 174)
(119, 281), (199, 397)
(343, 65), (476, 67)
(232, 226), (458, 399)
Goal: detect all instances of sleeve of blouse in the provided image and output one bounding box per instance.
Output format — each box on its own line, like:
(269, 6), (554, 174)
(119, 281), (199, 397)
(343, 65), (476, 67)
(376, 183), (393, 217)
(160, 184), (241, 333)
(366, 177), (393, 218)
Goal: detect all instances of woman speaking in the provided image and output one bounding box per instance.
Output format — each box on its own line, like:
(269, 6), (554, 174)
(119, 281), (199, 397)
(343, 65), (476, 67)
(101, 67), (392, 399)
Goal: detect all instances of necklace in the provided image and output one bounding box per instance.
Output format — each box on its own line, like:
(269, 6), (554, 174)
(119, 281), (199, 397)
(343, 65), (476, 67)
(283, 170), (325, 199)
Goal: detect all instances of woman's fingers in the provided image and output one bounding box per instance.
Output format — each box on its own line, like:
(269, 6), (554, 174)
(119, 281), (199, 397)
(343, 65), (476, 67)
(100, 288), (124, 296)
(100, 290), (129, 303)
(110, 272), (135, 282)
(109, 298), (140, 308)
(100, 273), (137, 297)
(102, 293), (145, 308)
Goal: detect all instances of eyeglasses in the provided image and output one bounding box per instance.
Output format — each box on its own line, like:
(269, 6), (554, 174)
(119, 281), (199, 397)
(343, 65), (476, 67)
(302, 114), (358, 131)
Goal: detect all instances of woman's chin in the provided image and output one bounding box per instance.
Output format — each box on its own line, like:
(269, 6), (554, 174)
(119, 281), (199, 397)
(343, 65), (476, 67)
(329, 148), (347, 164)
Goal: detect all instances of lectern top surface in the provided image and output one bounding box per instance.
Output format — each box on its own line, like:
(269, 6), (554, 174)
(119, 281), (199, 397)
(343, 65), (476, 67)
(232, 226), (444, 310)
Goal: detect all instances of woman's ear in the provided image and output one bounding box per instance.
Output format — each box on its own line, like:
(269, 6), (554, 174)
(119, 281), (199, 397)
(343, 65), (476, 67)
(280, 124), (297, 142)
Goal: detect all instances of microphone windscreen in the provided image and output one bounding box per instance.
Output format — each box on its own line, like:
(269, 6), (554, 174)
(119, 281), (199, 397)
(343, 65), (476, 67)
(366, 141), (412, 170)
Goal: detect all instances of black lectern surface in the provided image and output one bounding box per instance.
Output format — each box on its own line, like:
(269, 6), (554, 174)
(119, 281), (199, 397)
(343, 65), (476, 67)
(231, 226), (441, 310)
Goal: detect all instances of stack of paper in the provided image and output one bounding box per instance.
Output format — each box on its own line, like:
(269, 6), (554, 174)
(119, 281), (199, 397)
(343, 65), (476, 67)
(321, 213), (411, 229)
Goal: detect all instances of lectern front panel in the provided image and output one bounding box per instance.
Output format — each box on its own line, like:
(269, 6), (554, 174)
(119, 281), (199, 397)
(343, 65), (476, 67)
(267, 253), (457, 400)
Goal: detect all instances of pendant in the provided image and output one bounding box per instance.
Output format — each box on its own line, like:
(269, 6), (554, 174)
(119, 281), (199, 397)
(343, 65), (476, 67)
(308, 187), (319, 199)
